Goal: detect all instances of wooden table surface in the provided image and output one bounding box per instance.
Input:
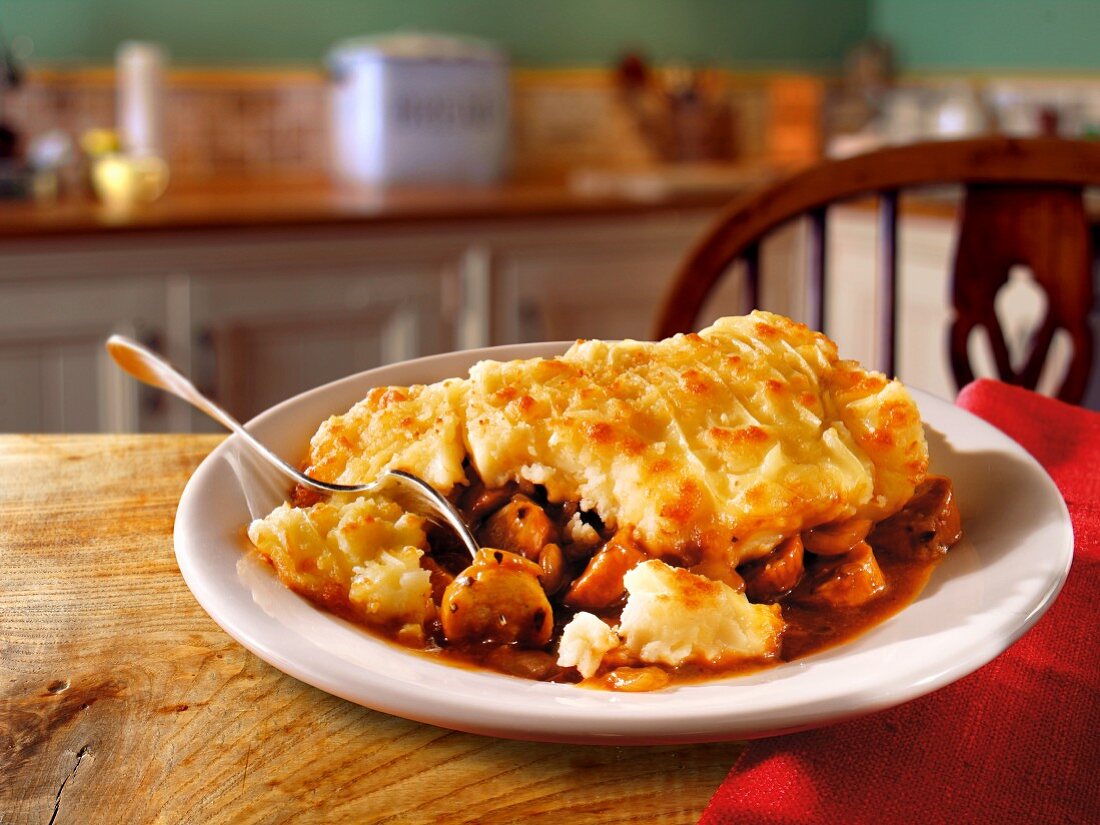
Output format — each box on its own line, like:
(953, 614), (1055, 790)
(0, 435), (741, 824)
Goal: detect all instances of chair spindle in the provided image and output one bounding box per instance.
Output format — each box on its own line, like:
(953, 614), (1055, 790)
(878, 190), (899, 376)
(807, 207), (827, 332)
(743, 242), (760, 311)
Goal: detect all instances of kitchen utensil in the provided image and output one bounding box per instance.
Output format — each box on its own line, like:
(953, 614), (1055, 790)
(105, 334), (478, 559)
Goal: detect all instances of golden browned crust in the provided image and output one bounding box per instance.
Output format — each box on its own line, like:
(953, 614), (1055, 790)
(302, 311), (928, 571)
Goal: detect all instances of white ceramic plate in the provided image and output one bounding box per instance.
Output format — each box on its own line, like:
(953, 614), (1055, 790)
(174, 343), (1074, 745)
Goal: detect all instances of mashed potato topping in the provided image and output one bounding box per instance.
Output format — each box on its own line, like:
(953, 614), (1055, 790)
(248, 496), (434, 630)
(304, 311), (927, 570)
(617, 560), (784, 666)
(557, 612), (621, 678)
(555, 560), (785, 675)
(307, 380), (468, 493)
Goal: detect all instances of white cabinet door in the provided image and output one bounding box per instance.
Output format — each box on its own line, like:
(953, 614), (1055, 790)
(482, 213), (728, 344)
(0, 269), (170, 433)
(187, 233), (457, 424)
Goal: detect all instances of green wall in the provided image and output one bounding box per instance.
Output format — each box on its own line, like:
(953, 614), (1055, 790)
(8, 1), (1095, 73)
(0, 0), (869, 68)
(872, 0), (1100, 71)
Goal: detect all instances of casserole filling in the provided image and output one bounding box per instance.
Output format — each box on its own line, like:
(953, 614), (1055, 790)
(249, 471), (960, 689)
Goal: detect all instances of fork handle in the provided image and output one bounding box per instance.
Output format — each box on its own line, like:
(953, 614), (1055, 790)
(105, 334), (304, 485)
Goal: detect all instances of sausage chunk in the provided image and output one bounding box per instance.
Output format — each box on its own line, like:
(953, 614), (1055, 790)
(562, 528), (647, 612)
(477, 494), (558, 561)
(797, 541), (886, 608)
(740, 534), (805, 603)
(868, 476), (962, 562)
(802, 518), (873, 556)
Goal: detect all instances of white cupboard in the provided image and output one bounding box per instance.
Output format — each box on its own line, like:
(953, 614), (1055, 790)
(0, 210), (720, 433)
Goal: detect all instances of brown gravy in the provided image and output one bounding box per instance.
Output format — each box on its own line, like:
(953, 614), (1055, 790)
(418, 549), (941, 686)
(778, 554), (937, 662)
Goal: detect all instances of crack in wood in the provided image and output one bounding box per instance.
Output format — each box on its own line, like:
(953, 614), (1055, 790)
(48, 745), (90, 825)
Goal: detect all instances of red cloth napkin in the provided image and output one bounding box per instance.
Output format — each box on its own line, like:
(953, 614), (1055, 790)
(701, 379), (1100, 825)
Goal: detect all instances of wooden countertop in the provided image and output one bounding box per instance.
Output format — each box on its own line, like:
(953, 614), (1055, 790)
(0, 170), (777, 240)
(0, 434), (740, 823)
(3, 166), (1096, 243)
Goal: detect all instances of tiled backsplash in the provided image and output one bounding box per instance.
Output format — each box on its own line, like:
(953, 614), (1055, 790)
(167, 82), (329, 180)
(6, 69), (330, 183)
(8, 67), (1097, 188)
(4, 67), (793, 185)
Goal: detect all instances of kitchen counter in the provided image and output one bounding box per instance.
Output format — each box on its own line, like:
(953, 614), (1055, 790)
(0, 167), (779, 240)
(0, 171), (749, 433)
(4, 156), (1099, 242)
(0, 434), (739, 822)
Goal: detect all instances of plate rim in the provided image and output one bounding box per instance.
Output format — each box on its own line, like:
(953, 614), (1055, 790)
(173, 343), (1074, 744)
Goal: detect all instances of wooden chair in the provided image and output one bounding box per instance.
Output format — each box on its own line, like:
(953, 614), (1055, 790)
(654, 138), (1100, 403)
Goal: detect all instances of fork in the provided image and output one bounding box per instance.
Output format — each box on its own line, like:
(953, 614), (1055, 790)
(105, 335), (480, 559)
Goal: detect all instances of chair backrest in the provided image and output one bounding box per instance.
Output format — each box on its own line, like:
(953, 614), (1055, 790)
(654, 137), (1100, 403)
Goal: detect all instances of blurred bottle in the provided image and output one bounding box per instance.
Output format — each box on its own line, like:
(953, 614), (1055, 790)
(116, 41), (166, 158)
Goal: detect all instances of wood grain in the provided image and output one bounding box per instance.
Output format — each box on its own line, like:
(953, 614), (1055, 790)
(949, 185), (1094, 402)
(0, 435), (740, 824)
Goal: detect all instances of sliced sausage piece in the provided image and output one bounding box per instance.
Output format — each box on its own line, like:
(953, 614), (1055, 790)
(458, 481), (518, 522)
(484, 647), (560, 680)
(562, 528), (647, 612)
(868, 475), (962, 562)
(440, 548), (553, 647)
(802, 518), (873, 556)
(420, 556), (455, 604)
(797, 541), (886, 608)
(477, 494), (558, 560)
(740, 534), (805, 603)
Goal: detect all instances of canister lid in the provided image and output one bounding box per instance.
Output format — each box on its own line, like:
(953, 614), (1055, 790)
(328, 33), (507, 68)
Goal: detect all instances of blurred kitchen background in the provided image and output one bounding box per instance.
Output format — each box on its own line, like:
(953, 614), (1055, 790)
(0, 0), (1098, 432)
